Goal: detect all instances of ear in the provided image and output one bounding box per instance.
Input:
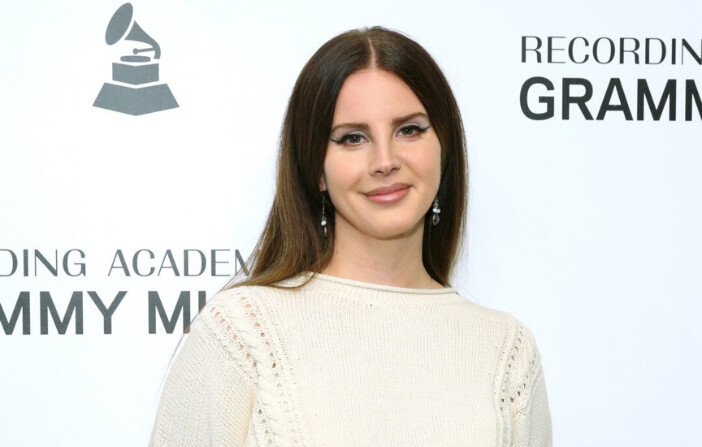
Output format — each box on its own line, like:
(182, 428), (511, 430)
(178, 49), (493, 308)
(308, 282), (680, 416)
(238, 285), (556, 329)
(319, 174), (327, 192)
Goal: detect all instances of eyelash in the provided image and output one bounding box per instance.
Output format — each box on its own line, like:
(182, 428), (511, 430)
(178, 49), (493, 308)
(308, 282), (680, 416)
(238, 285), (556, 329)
(331, 124), (430, 145)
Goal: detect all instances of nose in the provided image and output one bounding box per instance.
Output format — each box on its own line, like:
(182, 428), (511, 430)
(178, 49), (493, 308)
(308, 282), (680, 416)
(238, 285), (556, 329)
(368, 137), (400, 176)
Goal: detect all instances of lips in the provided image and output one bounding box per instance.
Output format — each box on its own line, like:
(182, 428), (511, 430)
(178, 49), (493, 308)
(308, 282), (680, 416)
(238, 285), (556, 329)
(363, 183), (411, 204)
(364, 183), (411, 196)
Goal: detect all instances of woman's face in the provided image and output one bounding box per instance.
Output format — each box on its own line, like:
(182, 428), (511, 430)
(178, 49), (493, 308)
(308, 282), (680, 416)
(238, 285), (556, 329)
(320, 68), (442, 242)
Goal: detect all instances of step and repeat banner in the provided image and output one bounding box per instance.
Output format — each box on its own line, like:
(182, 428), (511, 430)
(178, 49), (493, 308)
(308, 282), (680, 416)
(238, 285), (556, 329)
(1, 1), (700, 446)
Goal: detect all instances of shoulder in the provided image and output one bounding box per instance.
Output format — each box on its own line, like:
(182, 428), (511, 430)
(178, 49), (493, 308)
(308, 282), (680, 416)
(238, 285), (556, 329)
(449, 295), (544, 400)
(450, 293), (524, 336)
(458, 297), (544, 378)
(202, 283), (289, 321)
(498, 313), (545, 413)
(451, 292), (540, 340)
(206, 284), (266, 307)
(187, 285), (275, 384)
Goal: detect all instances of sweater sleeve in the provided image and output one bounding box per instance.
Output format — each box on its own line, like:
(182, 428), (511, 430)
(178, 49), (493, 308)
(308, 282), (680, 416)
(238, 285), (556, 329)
(148, 297), (257, 447)
(507, 320), (553, 447)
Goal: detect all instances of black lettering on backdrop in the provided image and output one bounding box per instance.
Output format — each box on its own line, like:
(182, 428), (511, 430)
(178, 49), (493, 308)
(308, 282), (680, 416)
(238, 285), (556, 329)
(211, 249), (229, 276)
(184, 249), (206, 276)
(40, 291), (84, 335)
(520, 77), (702, 121)
(520, 77), (554, 120)
(637, 80), (676, 120)
(33, 251), (57, 276)
(2, 247), (247, 335)
(0, 249), (86, 277)
(620, 37), (641, 64)
(563, 78), (594, 120)
(596, 78), (633, 120)
(682, 40), (702, 64)
(547, 36), (566, 63)
(158, 250), (179, 276)
(685, 80), (702, 120)
(593, 37), (616, 64)
(88, 291), (127, 334)
(134, 249), (156, 276)
(148, 291), (207, 334)
(107, 249), (240, 277)
(521, 36), (543, 63)
(234, 248), (249, 276)
(109, 249), (130, 276)
(568, 37), (589, 64)
(522, 35), (702, 65)
(0, 249), (18, 277)
(0, 292), (30, 335)
(645, 38), (666, 64)
(1, 290), (211, 335)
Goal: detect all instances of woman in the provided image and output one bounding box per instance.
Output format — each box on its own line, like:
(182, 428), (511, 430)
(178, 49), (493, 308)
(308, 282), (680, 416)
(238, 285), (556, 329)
(150, 26), (552, 446)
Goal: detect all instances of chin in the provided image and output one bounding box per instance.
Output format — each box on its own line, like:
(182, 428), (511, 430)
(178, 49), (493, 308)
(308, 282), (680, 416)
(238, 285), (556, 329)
(366, 219), (424, 240)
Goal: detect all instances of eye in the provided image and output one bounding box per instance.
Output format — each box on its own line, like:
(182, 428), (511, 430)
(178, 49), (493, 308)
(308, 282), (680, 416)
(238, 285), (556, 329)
(331, 133), (367, 145)
(397, 124), (429, 137)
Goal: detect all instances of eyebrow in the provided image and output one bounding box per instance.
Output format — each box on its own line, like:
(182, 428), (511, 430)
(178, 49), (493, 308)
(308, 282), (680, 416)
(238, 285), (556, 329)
(330, 112), (430, 134)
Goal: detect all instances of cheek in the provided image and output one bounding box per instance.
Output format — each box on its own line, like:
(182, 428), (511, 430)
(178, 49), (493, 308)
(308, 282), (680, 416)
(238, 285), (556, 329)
(410, 143), (442, 184)
(324, 153), (363, 189)
(323, 152), (361, 199)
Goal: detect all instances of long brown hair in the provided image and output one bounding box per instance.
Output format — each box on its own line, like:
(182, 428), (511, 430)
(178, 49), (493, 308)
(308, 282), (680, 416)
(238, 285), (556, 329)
(223, 26), (467, 290)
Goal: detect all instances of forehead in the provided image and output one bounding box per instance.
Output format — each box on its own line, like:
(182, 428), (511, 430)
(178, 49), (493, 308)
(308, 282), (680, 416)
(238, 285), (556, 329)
(332, 68), (426, 123)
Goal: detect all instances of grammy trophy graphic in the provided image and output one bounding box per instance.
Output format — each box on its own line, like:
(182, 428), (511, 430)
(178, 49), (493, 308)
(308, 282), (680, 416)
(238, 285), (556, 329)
(93, 3), (179, 116)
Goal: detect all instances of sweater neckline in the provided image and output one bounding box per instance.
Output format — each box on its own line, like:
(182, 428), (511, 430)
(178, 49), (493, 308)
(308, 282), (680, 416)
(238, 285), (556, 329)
(310, 272), (456, 294)
(285, 272), (463, 307)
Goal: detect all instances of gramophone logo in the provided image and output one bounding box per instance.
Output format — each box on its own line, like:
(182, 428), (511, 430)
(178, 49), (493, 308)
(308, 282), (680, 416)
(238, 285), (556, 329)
(93, 3), (178, 116)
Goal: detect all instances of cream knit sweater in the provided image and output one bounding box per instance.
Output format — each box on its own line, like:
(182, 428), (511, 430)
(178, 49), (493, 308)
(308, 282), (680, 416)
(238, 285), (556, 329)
(149, 273), (552, 446)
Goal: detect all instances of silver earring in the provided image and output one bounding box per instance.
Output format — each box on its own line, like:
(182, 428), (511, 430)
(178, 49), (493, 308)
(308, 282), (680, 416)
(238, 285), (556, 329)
(321, 193), (328, 237)
(432, 197), (441, 226)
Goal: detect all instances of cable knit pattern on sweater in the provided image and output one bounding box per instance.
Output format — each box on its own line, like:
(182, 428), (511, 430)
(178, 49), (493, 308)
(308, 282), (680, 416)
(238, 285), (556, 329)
(149, 273), (552, 446)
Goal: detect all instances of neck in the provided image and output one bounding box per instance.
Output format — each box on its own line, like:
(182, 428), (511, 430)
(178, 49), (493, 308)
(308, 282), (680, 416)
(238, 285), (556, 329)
(322, 218), (440, 289)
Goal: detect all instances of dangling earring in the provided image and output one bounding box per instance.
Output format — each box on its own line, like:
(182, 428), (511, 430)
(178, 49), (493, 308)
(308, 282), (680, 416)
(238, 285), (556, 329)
(431, 197), (441, 226)
(321, 193), (328, 238)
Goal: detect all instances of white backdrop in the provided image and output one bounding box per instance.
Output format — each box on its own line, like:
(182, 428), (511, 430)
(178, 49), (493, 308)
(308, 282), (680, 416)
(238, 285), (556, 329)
(1, 0), (700, 445)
